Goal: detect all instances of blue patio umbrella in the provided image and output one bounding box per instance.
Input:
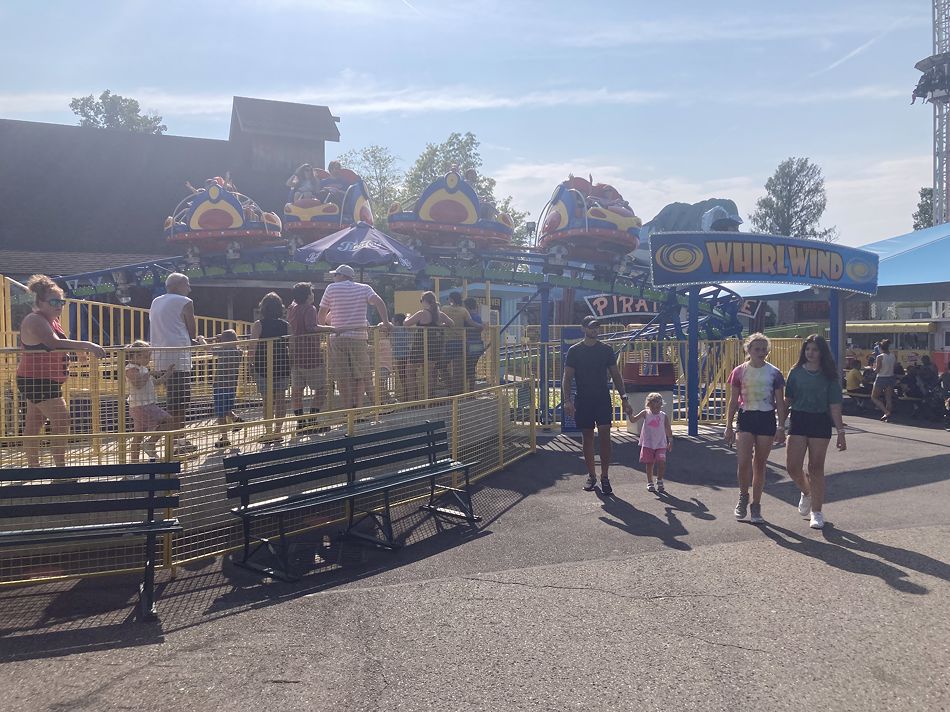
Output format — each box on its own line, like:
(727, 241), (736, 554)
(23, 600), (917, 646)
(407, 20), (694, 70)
(295, 221), (425, 277)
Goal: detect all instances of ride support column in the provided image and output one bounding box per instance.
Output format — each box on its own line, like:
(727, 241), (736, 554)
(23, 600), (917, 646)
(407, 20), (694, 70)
(687, 288), (699, 436)
(538, 279), (551, 427)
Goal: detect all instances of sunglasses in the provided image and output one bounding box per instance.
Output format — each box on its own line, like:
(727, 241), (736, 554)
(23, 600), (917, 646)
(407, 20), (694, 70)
(45, 298), (66, 307)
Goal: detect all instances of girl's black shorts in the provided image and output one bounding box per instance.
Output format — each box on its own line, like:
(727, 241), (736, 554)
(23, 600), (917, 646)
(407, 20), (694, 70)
(789, 410), (833, 439)
(736, 409), (777, 436)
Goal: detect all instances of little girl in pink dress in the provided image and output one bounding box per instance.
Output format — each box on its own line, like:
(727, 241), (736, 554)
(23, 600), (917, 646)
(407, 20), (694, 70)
(628, 392), (674, 493)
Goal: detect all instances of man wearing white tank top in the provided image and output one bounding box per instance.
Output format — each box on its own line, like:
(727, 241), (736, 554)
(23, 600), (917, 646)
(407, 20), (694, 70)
(149, 273), (204, 452)
(870, 338), (897, 421)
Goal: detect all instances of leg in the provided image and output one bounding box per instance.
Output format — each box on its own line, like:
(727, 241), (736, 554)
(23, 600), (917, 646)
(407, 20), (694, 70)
(785, 434), (811, 496)
(870, 384), (885, 414)
(805, 437), (832, 512)
(735, 431), (755, 494)
(130, 434), (143, 463)
(37, 397), (70, 468)
(884, 386), (894, 418)
(581, 428), (596, 477)
(750, 434), (774, 505)
(22, 402), (46, 467)
(645, 461), (655, 484)
(655, 458), (666, 482)
(597, 424), (612, 480)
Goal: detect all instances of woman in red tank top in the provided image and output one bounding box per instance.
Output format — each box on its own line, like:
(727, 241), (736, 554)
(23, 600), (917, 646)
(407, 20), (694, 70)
(17, 275), (105, 467)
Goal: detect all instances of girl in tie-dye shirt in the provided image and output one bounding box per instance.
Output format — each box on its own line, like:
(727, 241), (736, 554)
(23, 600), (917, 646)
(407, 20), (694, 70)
(724, 333), (787, 525)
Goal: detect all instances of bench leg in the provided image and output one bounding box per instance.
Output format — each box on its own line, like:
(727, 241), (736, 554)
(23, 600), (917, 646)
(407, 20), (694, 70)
(139, 533), (158, 622)
(345, 493), (399, 550)
(421, 468), (481, 524)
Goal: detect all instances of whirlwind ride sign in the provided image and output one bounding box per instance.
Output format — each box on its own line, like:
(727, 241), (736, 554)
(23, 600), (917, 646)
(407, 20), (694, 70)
(650, 232), (879, 296)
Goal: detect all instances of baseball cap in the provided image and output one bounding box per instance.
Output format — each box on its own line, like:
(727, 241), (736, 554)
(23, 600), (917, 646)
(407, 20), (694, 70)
(582, 316), (601, 328)
(328, 264), (356, 278)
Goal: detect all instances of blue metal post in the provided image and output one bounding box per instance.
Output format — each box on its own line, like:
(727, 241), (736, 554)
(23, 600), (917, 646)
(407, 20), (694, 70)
(687, 288), (699, 436)
(828, 289), (841, 366)
(539, 279), (551, 426)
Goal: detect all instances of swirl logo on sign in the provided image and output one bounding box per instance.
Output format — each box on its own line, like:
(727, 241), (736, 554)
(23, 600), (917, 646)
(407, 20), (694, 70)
(656, 243), (704, 274)
(845, 257), (876, 283)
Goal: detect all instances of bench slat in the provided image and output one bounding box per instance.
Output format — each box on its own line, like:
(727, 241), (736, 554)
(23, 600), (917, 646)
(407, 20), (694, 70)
(0, 462), (181, 482)
(224, 437), (349, 470)
(343, 420), (445, 447)
(225, 449), (351, 484)
(0, 496), (180, 519)
(226, 462), (351, 499)
(0, 478), (181, 499)
(351, 431), (447, 461)
(353, 442), (449, 472)
(0, 519), (182, 547)
(232, 481), (352, 518)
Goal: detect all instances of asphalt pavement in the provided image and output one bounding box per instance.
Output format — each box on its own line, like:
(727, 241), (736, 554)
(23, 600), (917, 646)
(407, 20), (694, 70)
(1, 409), (948, 711)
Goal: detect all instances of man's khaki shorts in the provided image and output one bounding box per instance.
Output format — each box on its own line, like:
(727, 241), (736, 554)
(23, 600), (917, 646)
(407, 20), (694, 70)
(292, 366), (327, 392)
(329, 338), (370, 383)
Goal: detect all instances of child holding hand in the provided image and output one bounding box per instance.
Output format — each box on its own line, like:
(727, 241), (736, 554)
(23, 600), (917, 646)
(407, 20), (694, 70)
(628, 392), (673, 493)
(125, 340), (175, 462)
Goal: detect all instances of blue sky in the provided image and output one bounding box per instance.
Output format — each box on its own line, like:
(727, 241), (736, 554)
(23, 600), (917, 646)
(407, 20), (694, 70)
(0, 0), (934, 246)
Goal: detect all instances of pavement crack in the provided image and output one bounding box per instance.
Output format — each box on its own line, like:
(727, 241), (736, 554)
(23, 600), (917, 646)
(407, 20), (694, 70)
(463, 576), (733, 602)
(671, 630), (770, 654)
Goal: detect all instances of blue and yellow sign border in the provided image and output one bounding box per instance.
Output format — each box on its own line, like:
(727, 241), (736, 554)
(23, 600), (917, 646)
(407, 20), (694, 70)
(650, 232), (879, 296)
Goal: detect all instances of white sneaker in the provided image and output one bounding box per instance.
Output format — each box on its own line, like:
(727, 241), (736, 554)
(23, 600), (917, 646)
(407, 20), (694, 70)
(810, 511), (825, 529)
(798, 493), (812, 517)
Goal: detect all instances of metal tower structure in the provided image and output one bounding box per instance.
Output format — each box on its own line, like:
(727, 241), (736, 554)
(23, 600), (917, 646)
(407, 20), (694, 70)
(915, 0), (950, 224)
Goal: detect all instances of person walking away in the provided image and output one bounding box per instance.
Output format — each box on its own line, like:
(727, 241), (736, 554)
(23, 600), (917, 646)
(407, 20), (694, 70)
(562, 315), (633, 495)
(404, 291), (454, 398)
(149, 273), (203, 455)
(784, 334), (847, 529)
(124, 340), (175, 462)
(870, 338), (897, 421)
(250, 292), (291, 442)
(724, 333), (787, 524)
(463, 297), (487, 390)
(317, 265), (391, 410)
(627, 392), (673, 494)
(288, 282), (334, 432)
(17, 274), (105, 467)
(211, 329), (244, 448)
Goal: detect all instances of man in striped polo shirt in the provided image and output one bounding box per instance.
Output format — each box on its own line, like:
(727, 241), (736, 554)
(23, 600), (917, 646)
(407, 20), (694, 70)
(317, 265), (391, 409)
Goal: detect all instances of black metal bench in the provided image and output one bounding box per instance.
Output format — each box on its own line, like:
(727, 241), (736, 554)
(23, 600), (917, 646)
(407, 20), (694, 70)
(0, 462), (183, 622)
(224, 420), (479, 581)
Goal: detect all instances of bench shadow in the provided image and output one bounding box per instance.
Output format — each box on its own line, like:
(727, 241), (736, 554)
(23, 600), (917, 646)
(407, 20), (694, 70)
(759, 523), (929, 595)
(0, 575), (167, 661)
(598, 494), (692, 551)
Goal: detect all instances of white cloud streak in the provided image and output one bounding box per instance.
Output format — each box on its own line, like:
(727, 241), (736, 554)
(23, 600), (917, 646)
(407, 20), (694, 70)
(809, 17), (911, 77)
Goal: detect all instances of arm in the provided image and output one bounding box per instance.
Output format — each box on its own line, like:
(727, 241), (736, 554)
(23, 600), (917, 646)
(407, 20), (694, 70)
(665, 412), (674, 450)
(831, 404), (846, 450)
(773, 386), (787, 444)
(404, 310), (424, 327)
(724, 377), (740, 446)
(562, 366), (576, 417)
(182, 301), (199, 342)
(628, 408), (648, 423)
(439, 311), (455, 327)
(248, 321), (262, 369)
(304, 306), (335, 334)
(22, 314), (105, 357)
(874, 353), (883, 374)
(317, 306), (330, 326)
(608, 362), (633, 417)
(125, 364), (150, 389)
(369, 293), (391, 328)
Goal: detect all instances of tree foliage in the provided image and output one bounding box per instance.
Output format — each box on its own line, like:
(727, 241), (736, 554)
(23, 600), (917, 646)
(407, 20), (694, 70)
(336, 145), (404, 231)
(401, 132), (496, 203)
(69, 90), (166, 134)
(913, 186), (934, 230)
(749, 157), (837, 241)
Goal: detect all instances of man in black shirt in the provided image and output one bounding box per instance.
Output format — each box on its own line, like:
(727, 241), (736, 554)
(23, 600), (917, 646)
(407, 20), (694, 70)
(563, 316), (633, 494)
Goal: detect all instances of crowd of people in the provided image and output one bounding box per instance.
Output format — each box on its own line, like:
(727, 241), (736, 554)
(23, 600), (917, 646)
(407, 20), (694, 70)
(15, 269), (491, 461)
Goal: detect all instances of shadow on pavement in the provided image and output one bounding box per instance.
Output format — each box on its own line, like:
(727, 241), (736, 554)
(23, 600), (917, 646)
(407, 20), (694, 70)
(821, 526), (950, 582)
(759, 523), (930, 595)
(598, 494), (692, 551)
(767, 454), (950, 507)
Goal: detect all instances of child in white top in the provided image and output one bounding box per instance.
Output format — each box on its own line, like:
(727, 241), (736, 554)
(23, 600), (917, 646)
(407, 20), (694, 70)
(628, 392), (673, 493)
(125, 340), (174, 462)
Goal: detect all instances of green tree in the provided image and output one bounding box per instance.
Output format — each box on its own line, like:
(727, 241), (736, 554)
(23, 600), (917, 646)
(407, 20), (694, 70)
(69, 90), (166, 134)
(913, 186), (934, 230)
(336, 144), (404, 231)
(749, 157), (837, 241)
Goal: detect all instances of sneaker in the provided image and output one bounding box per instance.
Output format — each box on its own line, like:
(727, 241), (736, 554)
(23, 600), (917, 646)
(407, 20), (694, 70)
(798, 493), (812, 517)
(647, 482), (656, 493)
(656, 480), (665, 493)
(749, 503), (765, 524)
(583, 475), (598, 491)
(600, 478), (613, 495)
(734, 492), (750, 519)
(214, 435), (231, 448)
(810, 511), (825, 529)
(142, 442), (158, 460)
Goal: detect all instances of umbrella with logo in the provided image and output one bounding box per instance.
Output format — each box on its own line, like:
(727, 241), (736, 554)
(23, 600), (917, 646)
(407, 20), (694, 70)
(295, 221), (425, 279)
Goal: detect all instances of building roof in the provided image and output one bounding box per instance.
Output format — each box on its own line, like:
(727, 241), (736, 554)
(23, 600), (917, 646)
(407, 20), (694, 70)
(230, 97), (340, 143)
(0, 250), (169, 280)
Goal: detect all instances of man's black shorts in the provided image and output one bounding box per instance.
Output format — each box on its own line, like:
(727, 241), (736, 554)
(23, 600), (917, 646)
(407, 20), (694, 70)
(789, 410), (832, 439)
(574, 394), (612, 429)
(736, 409), (777, 437)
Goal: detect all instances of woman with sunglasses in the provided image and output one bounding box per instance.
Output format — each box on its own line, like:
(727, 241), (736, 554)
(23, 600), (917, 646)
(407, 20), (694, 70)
(17, 275), (105, 467)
